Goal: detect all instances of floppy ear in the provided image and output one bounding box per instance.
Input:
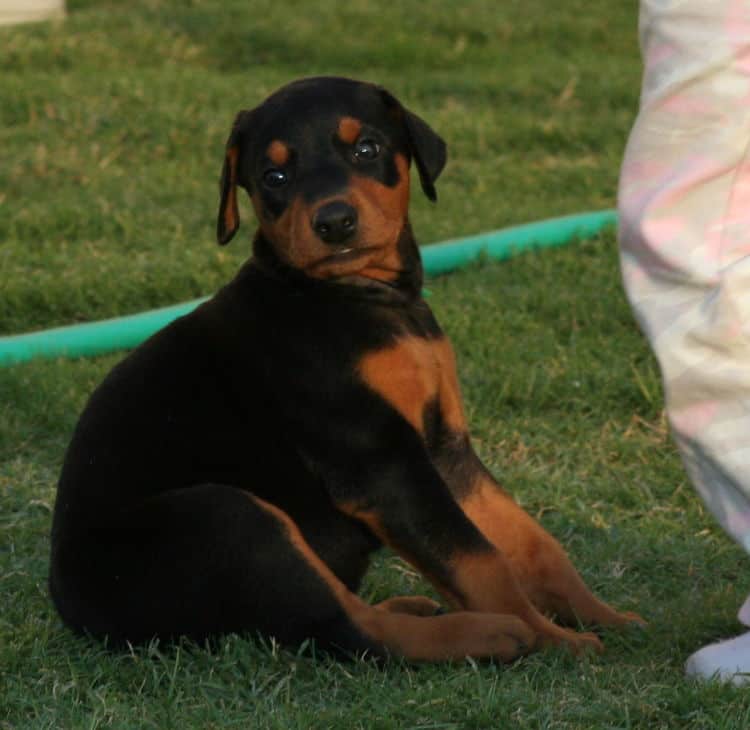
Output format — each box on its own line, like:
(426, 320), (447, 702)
(379, 89), (447, 202)
(402, 109), (447, 202)
(217, 110), (252, 246)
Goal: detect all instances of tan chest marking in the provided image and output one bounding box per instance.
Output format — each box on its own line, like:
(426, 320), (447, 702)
(432, 336), (467, 433)
(357, 335), (467, 435)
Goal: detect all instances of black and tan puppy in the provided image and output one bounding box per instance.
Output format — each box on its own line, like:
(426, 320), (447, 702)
(50, 77), (642, 661)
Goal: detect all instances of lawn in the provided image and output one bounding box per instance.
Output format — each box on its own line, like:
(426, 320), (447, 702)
(3, 1), (750, 728)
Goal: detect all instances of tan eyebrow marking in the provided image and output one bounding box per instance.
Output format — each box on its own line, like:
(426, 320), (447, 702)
(267, 140), (290, 166)
(338, 116), (363, 144)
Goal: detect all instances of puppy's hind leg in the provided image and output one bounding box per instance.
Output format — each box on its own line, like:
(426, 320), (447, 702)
(51, 484), (381, 651)
(51, 484), (534, 661)
(247, 496), (537, 662)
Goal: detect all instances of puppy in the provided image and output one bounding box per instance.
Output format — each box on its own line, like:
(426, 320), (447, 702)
(50, 77), (642, 661)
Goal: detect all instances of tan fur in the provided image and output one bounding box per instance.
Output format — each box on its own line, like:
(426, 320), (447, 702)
(357, 336), (438, 432)
(337, 116), (363, 144)
(267, 140), (290, 166)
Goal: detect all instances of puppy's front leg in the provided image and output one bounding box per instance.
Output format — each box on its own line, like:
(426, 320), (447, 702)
(327, 438), (603, 654)
(427, 337), (645, 629)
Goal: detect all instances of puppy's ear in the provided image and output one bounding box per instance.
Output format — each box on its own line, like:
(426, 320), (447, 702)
(379, 89), (447, 202)
(217, 110), (252, 246)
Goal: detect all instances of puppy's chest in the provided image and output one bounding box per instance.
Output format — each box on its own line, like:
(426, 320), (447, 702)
(356, 333), (466, 438)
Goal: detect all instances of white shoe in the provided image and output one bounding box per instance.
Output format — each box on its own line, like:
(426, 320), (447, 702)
(685, 596), (750, 685)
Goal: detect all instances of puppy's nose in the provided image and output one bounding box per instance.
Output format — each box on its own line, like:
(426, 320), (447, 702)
(312, 202), (358, 244)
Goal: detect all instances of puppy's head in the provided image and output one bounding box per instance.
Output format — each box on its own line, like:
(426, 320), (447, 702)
(217, 77), (446, 284)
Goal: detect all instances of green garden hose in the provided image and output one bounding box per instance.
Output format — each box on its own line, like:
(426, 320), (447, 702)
(0, 209), (617, 366)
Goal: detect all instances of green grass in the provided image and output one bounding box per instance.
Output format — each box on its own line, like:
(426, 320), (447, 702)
(2, 1), (750, 727)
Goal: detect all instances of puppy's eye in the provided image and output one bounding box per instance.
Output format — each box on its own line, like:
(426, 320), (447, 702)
(263, 169), (287, 188)
(353, 139), (380, 161)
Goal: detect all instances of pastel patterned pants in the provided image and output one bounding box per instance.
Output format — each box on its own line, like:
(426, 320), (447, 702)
(618, 0), (750, 551)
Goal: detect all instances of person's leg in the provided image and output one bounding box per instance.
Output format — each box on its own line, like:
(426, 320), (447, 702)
(618, 0), (750, 682)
